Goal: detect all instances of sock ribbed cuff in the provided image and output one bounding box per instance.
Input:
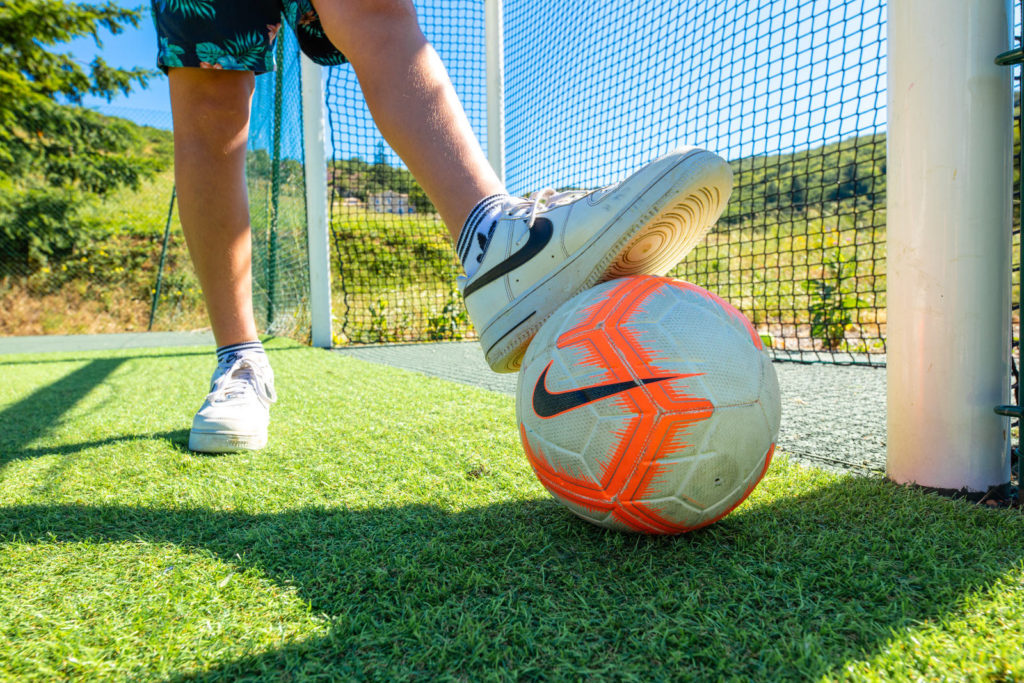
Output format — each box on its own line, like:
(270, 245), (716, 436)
(457, 194), (508, 264)
(217, 340), (264, 363)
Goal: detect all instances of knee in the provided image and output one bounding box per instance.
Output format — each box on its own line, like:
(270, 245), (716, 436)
(170, 69), (254, 144)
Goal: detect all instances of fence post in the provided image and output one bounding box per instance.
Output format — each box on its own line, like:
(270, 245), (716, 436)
(886, 0), (1013, 495)
(301, 54), (333, 349)
(485, 0), (505, 184)
(268, 36), (285, 331)
(148, 185), (177, 331)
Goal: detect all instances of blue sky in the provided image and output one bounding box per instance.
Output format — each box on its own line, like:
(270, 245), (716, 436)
(66, 2), (172, 127)
(66, 0), (891, 191)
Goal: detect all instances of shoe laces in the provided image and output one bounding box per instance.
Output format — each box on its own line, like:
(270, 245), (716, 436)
(208, 355), (277, 405)
(509, 188), (589, 228)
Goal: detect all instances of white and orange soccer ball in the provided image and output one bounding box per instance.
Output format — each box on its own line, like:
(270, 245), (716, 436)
(516, 275), (781, 534)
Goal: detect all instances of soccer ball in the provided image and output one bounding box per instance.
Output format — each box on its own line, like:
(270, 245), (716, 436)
(516, 275), (781, 534)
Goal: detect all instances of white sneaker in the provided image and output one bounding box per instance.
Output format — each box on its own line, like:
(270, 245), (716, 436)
(459, 146), (733, 372)
(189, 354), (277, 453)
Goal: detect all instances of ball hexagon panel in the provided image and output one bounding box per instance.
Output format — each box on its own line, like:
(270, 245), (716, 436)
(523, 428), (600, 484)
(649, 317), (763, 406)
(581, 413), (646, 484)
(677, 402), (775, 502)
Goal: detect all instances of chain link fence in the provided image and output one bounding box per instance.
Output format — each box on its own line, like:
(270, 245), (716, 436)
(0, 103), (177, 336)
(149, 28), (314, 340)
(325, 0), (483, 345)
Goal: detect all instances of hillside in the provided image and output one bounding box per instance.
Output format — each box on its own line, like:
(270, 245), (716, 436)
(1, 111), (900, 347)
(722, 133), (886, 230)
(0, 108), (174, 274)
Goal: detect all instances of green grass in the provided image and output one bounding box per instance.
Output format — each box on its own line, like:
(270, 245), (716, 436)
(1, 341), (1023, 680)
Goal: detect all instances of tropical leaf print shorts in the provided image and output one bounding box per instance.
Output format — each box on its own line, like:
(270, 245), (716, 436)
(151, 0), (348, 74)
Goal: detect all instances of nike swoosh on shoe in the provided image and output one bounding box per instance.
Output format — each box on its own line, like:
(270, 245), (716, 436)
(463, 217), (554, 297)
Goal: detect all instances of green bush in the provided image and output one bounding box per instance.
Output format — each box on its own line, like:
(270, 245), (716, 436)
(0, 113), (173, 274)
(801, 248), (868, 350)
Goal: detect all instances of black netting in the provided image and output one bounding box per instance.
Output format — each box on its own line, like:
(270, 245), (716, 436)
(325, 1), (484, 344)
(0, 104), (178, 336)
(0, 22), (313, 341)
(5, 1), (1017, 372)
(1000, 3), (1022, 487)
(1012, 88), (1021, 454)
(325, 0), (890, 363)
(247, 27), (313, 341)
(505, 0), (887, 364)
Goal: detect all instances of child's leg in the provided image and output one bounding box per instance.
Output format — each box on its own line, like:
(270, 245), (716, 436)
(169, 66), (276, 453)
(309, 0), (505, 240)
(168, 67), (259, 348)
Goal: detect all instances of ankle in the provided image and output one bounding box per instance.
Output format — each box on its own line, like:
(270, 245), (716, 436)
(216, 340), (265, 364)
(457, 194), (511, 277)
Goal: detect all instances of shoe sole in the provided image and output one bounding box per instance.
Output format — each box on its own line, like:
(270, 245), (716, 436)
(189, 430), (268, 453)
(479, 149), (732, 373)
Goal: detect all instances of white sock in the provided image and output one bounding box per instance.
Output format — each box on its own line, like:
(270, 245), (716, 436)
(457, 194), (510, 278)
(216, 340), (265, 365)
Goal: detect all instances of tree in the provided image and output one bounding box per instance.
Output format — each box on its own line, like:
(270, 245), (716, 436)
(325, 154), (436, 213)
(0, 1), (158, 189)
(407, 181), (435, 214)
(789, 174), (806, 208)
(829, 163), (871, 202)
(246, 149), (272, 182)
(370, 140), (392, 191)
(0, 1), (163, 268)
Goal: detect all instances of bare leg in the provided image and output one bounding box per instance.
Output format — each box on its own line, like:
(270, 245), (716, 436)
(310, 0), (505, 240)
(168, 68), (258, 347)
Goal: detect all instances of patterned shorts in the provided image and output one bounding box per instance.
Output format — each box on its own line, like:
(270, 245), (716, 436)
(151, 0), (348, 75)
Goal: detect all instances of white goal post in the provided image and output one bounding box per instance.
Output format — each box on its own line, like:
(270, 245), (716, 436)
(886, 0), (1014, 495)
(301, 54), (333, 349)
(485, 0), (506, 184)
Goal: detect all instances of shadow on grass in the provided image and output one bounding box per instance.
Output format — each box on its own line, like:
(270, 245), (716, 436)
(0, 358), (127, 468)
(0, 341), (311, 466)
(2, 430), (191, 462)
(0, 340), (311, 367)
(0, 357), (190, 468)
(0, 349), (212, 367)
(1, 479), (1022, 679)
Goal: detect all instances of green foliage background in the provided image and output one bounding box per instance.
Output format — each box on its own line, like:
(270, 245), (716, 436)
(0, 1), (166, 270)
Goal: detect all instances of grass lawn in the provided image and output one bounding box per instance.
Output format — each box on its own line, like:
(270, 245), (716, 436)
(1, 339), (1022, 680)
